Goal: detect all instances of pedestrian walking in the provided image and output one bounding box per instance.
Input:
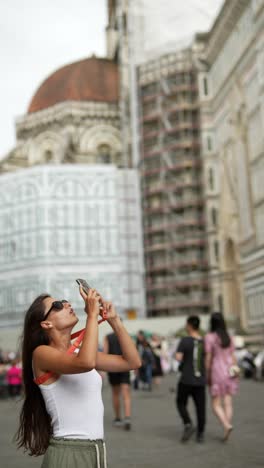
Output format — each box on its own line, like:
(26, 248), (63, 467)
(150, 334), (163, 386)
(133, 330), (145, 390)
(6, 359), (22, 398)
(103, 332), (132, 430)
(175, 316), (206, 443)
(140, 339), (155, 391)
(16, 287), (141, 467)
(205, 312), (239, 441)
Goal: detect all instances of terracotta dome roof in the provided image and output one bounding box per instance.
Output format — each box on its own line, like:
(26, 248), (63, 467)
(28, 56), (119, 113)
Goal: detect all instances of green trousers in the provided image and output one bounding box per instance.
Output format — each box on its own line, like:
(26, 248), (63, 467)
(41, 437), (107, 468)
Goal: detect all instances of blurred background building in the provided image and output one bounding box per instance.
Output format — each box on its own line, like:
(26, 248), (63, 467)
(197, 0), (264, 331)
(107, 2), (211, 319)
(106, 0), (264, 331)
(0, 0), (264, 334)
(137, 49), (209, 318)
(0, 56), (146, 326)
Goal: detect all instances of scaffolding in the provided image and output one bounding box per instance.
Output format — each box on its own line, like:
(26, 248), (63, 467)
(138, 50), (209, 317)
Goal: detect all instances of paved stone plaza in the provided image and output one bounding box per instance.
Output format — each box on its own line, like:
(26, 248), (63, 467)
(1, 374), (263, 468)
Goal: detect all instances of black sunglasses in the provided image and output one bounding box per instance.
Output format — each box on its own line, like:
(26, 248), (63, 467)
(43, 300), (69, 321)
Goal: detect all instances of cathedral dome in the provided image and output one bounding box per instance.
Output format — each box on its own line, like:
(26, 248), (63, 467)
(28, 56), (119, 113)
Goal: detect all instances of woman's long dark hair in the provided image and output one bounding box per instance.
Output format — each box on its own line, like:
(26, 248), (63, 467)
(16, 294), (52, 456)
(210, 312), (231, 348)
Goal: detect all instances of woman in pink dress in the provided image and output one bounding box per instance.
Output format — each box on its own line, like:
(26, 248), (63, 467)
(205, 312), (239, 441)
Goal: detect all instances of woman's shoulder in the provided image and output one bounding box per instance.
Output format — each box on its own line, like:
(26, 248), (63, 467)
(205, 332), (216, 341)
(33, 344), (50, 355)
(204, 332), (219, 348)
(32, 345), (52, 364)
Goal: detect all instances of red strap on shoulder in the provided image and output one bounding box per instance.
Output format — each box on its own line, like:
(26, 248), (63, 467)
(34, 316), (107, 385)
(67, 329), (86, 354)
(34, 371), (55, 385)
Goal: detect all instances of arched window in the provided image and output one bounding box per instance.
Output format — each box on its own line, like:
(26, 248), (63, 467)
(207, 136), (212, 151)
(203, 76), (208, 96)
(214, 240), (219, 262)
(211, 207), (218, 227)
(97, 144), (111, 164)
(122, 13), (127, 32)
(208, 168), (214, 190)
(218, 294), (223, 312)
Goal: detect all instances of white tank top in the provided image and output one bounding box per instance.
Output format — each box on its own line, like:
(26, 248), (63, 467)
(39, 369), (104, 439)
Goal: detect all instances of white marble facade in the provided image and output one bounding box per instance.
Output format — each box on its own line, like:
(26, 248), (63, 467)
(0, 164), (146, 326)
(198, 0), (264, 329)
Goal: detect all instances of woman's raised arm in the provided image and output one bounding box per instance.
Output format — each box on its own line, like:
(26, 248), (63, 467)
(95, 302), (141, 373)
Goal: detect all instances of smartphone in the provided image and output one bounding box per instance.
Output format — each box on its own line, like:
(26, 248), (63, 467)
(76, 278), (104, 311)
(76, 278), (91, 295)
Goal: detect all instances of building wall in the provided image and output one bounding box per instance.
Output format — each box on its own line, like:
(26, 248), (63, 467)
(0, 101), (122, 172)
(199, 0), (264, 329)
(137, 49), (209, 317)
(0, 165), (146, 327)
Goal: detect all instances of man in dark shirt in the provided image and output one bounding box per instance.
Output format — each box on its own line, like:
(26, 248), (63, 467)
(176, 315), (206, 443)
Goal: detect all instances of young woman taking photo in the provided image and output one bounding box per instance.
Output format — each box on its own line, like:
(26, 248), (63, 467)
(16, 287), (141, 467)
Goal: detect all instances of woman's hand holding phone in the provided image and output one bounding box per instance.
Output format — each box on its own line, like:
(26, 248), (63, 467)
(77, 279), (111, 322)
(79, 287), (100, 318)
(101, 301), (118, 321)
(86, 288), (108, 321)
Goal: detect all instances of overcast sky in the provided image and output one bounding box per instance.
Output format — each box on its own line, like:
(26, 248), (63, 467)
(0, 0), (223, 159)
(133, 0), (223, 63)
(0, 0), (106, 158)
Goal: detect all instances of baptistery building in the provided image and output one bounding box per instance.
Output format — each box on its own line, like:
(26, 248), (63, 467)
(0, 56), (146, 327)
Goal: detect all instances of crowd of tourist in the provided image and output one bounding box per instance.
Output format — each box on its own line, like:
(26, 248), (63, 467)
(102, 313), (240, 443)
(0, 310), (246, 447)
